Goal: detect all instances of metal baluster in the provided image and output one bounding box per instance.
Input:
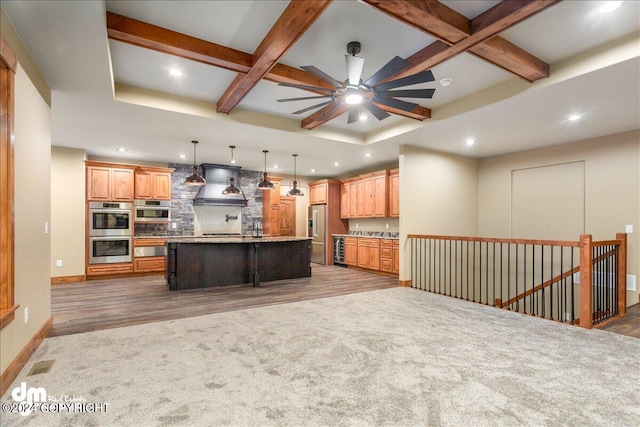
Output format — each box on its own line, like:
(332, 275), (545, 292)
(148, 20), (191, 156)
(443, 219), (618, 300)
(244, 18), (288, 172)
(550, 246), (554, 320)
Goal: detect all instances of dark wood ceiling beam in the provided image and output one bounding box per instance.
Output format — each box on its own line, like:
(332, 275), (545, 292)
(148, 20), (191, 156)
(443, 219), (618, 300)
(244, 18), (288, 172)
(106, 12), (334, 90)
(301, 103), (349, 130)
(216, 0), (332, 114)
(375, 103), (432, 121)
(364, 0), (560, 83)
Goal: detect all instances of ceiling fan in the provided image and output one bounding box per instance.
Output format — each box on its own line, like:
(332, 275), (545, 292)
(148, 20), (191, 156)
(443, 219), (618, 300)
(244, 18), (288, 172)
(277, 41), (436, 124)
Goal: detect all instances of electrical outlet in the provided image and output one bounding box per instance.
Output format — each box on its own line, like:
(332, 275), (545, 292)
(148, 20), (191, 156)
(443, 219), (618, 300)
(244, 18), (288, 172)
(24, 307), (29, 323)
(355, 223), (359, 229)
(56, 259), (62, 267)
(385, 223), (389, 230)
(171, 222), (177, 230)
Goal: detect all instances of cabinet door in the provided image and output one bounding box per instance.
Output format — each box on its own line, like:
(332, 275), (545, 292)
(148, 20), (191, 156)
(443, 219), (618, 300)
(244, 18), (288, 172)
(111, 169), (134, 201)
(134, 172), (153, 199)
(368, 245), (380, 270)
(373, 174), (387, 217)
(348, 182), (357, 218)
(345, 242), (357, 266)
(316, 183), (327, 204)
(270, 206), (280, 236)
(357, 244), (369, 268)
(356, 180), (365, 217)
(393, 245), (400, 274)
(309, 185), (318, 205)
(154, 173), (172, 200)
(363, 178), (374, 217)
(341, 184), (349, 219)
(270, 181), (281, 206)
(389, 172), (399, 218)
(87, 167), (111, 201)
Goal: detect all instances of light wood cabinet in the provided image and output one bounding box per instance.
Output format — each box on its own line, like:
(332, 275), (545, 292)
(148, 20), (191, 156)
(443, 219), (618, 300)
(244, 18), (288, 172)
(393, 239), (400, 274)
(309, 181), (327, 205)
(262, 177), (282, 236)
(87, 262), (134, 276)
(133, 238), (166, 273)
(380, 239), (394, 273)
(389, 168), (399, 218)
(87, 164), (135, 202)
(345, 237), (358, 266)
(134, 167), (174, 200)
(357, 238), (380, 271)
(340, 170), (389, 219)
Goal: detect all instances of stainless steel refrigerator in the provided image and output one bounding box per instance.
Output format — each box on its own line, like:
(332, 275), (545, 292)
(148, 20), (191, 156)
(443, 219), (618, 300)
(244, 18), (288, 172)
(308, 205), (326, 264)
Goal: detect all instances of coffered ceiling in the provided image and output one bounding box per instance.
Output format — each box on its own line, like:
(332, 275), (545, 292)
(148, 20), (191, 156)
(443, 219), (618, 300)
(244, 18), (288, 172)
(1, 1), (639, 177)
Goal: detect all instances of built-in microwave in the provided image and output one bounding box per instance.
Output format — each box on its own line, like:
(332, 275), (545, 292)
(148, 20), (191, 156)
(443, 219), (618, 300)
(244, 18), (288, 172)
(89, 202), (132, 236)
(134, 200), (171, 222)
(89, 235), (132, 264)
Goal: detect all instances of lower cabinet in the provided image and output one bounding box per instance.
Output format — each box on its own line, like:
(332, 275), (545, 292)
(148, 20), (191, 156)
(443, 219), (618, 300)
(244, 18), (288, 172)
(380, 239), (394, 273)
(134, 257), (165, 272)
(87, 262), (133, 276)
(345, 237), (358, 266)
(133, 238), (166, 273)
(357, 238), (380, 271)
(393, 240), (400, 274)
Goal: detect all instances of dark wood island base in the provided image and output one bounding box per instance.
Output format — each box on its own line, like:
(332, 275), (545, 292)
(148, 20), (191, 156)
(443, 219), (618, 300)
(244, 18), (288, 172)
(165, 237), (312, 291)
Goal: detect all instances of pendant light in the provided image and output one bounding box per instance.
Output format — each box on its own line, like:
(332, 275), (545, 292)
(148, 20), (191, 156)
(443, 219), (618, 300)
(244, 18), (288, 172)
(257, 150), (275, 190)
(229, 145), (237, 164)
(184, 140), (206, 186)
(287, 154), (304, 196)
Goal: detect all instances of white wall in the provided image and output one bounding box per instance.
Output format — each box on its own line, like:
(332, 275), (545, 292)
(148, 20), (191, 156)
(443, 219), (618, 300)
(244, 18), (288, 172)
(0, 63), (51, 374)
(51, 146), (86, 278)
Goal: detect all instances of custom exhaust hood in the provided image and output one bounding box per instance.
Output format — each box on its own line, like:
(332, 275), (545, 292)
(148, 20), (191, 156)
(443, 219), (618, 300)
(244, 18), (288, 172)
(193, 164), (247, 206)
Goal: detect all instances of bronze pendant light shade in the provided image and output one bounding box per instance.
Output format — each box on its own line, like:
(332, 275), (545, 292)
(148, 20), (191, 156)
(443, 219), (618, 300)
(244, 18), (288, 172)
(222, 176), (241, 194)
(287, 154), (304, 196)
(184, 140), (206, 186)
(257, 150), (275, 190)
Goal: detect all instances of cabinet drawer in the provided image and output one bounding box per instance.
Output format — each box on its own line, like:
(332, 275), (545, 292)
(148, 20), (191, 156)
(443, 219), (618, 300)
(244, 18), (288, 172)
(381, 239), (393, 247)
(393, 239), (399, 246)
(134, 238), (166, 247)
(358, 238), (380, 247)
(87, 263), (133, 276)
(134, 257), (165, 272)
(380, 258), (393, 272)
(345, 237), (357, 245)
(381, 246), (393, 258)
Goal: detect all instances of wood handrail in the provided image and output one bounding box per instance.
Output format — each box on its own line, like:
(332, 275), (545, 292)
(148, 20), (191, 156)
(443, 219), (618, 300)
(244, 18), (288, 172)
(407, 234), (580, 247)
(498, 248), (616, 309)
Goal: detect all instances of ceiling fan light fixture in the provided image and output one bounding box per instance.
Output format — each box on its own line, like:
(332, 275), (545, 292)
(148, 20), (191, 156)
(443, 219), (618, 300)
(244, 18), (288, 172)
(257, 150), (275, 190)
(345, 90), (363, 105)
(184, 140), (206, 186)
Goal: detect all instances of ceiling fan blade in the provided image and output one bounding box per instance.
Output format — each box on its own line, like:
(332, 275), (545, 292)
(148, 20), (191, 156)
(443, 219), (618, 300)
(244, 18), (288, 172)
(278, 82), (335, 93)
(300, 66), (342, 89)
(291, 100), (335, 115)
(277, 95), (333, 103)
(345, 55), (365, 86)
(376, 89), (435, 99)
(372, 96), (418, 113)
(363, 101), (391, 121)
(347, 107), (359, 124)
(364, 56), (410, 87)
(374, 70), (435, 91)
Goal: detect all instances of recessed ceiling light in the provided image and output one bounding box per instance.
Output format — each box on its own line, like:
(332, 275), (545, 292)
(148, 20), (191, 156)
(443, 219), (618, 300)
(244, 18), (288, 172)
(464, 139), (476, 146)
(310, 169), (316, 173)
(333, 162), (340, 167)
(272, 164), (279, 169)
(440, 78), (453, 87)
(168, 69), (183, 77)
(599, 1), (622, 13)
(359, 114), (368, 121)
(178, 154), (187, 159)
(568, 114), (582, 121)
(363, 153), (372, 158)
(116, 147), (127, 152)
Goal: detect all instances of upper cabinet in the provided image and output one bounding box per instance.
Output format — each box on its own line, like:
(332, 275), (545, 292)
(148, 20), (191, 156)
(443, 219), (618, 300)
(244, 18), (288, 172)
(309, 181), (328, 205)
(86, 162), (135, 202)
(389, 168), (399, 218)
(134, 166), (175, 200)
(341, 169), (391, 219)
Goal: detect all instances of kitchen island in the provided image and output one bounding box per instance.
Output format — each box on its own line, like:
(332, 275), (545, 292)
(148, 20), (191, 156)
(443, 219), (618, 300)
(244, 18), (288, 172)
(165, 236), (312, 290)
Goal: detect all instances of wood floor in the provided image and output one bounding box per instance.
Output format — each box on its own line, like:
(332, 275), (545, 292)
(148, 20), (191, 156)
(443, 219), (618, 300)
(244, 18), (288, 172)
(599, 303), (640, 338)
(50, 265), (639, 339)
(50, 265), (397, 336)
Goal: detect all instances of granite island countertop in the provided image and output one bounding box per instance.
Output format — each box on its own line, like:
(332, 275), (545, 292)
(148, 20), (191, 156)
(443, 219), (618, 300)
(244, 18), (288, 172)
(165, 236), (312, 244)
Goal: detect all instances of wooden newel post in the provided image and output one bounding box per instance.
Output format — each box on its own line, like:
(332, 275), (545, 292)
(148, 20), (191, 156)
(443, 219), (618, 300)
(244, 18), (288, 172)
(579, 234), (593, 329)
(616, 232), (627, 316)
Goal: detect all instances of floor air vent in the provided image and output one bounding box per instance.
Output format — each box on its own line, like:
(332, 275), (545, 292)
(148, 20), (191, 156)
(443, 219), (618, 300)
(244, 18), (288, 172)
(27, 360), (55, 376)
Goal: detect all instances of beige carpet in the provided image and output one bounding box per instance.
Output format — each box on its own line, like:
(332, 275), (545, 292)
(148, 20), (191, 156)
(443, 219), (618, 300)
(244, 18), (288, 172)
(1, 287), (639, 426)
